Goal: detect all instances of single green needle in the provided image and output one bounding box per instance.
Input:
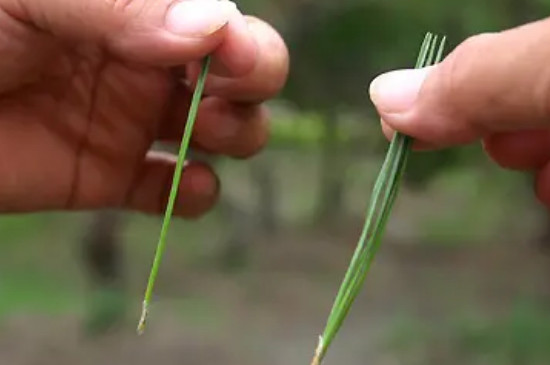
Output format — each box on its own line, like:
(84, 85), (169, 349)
(137, 56), (211, 335)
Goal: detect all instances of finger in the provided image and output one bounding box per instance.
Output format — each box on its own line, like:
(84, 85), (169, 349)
(381, 119), (438, 151)
(2, 0), (258, 73)
(369, 18), (550, 147)
(186, 15), (289, 103)
(0, 9), (57, 93)
(381, 119), (394, 140)
(125, 151), (219, 218)
(535, 161), (550, 208)
(207, 5), (258, 77)
(483, 130), (550, 170)
(159, 95), (269, 158)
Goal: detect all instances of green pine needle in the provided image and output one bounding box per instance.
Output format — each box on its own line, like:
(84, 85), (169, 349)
(310, 33), (447, 365)
(137, 56), (211, 335)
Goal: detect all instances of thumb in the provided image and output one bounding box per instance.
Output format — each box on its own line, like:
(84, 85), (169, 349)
(3, 0), (239, 65)
(369, 18), (550, 147)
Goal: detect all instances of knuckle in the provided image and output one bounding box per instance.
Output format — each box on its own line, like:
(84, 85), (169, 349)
(536, 59), (550, 123)
(534, 172), (548, 207)
(436, 32), (497, 135)
(107, 0), (137, 12)
(106, 0), (170, 27)
(247, 17), (290, 100)
(103, 0), (142, 38)
(233, 106), (270, 159)
(443, 33), (494, 99)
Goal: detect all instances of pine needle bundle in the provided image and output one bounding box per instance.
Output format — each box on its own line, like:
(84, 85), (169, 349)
(309, 33), (447, 365)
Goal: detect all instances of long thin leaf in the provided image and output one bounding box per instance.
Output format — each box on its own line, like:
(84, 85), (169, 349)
(137, 56), (211, 335)
(310, 33), (447, 365)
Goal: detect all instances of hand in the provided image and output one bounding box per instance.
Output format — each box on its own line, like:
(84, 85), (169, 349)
(0, 0), (288, 217)
(369, 18), (550, 206)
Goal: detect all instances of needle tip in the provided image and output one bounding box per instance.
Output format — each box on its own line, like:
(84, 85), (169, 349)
(137, 301), (148, 335)
(310, 335), (324, 365)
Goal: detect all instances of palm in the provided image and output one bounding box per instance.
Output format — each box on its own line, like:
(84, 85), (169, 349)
(0, 5), (288, 215)
(0, 45), (175, 211)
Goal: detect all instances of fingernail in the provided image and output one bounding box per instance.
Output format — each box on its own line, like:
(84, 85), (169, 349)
(166, 0), (237, 37)
(369, 67), (432, 113)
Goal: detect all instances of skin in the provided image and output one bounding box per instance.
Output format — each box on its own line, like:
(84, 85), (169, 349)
(369, 17), (550, 208)
(0, 0), (289, 217)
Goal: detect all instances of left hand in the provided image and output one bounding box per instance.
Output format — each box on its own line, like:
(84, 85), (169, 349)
(0, 0), (289, 217)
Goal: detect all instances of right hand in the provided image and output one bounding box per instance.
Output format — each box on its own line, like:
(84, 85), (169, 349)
(369, 18), (550, 206)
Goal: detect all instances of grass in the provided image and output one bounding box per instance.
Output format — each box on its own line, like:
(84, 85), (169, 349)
(0, 271), (82, 322)
(382, 300), (550, 365)
(174, 296), (229, 331)
(309, 32), (448, 365)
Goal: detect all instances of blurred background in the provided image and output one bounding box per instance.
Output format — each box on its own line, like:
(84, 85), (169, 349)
(2, 0), (550, 364)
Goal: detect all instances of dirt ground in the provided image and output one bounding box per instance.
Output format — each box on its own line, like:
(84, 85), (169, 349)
(1, 228), (549, 365)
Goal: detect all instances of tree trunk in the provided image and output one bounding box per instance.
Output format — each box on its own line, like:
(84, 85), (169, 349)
(316, 112), (348, 227)
(81, 210), (126, 335)
(250, 155), (279, 236)
(193, 151), (255, 269)
(217, 198), (253, 271)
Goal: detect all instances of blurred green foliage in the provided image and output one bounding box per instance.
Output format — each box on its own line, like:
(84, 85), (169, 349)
(384, 300), (550, 364)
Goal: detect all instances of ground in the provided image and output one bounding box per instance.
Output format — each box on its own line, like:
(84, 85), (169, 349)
(1, 153), (549, 365)
(2, 222), (549, 365)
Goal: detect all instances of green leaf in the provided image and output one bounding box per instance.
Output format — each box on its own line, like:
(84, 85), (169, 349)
(136, 56), (211, 335)
(310, 33), (448, 365)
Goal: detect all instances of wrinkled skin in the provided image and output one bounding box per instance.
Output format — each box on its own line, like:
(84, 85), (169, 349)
(370, 18), (550, 207)
(0, 0), (289, 216)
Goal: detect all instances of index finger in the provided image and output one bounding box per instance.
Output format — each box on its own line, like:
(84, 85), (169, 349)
(370, 18), (550, 148)
(187, 16), (289, 103)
